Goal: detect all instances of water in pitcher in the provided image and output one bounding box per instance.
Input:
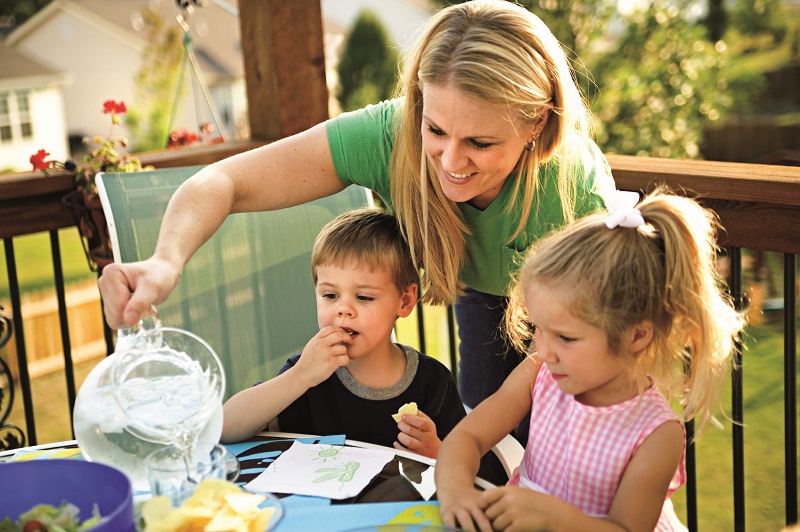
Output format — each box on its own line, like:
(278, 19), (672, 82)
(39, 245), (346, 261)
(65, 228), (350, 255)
(73, 363), (223, 492)
(73, 322), (225, 493)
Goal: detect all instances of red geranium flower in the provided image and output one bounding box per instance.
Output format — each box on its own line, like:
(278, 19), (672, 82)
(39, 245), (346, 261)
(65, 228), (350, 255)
(30, 98), (150, 191)
(30, 149), (51, 171)
(167, 127), (202, 148)
(102, 99), (127, 115)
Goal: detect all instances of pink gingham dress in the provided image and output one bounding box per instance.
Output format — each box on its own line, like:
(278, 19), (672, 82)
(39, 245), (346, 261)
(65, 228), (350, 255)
(509, 365), (687, 531)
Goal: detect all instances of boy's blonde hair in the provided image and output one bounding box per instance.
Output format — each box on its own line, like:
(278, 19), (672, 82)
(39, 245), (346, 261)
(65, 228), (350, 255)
(311, 208), (418, 292)
(505, 188), (746, 437)
(390, 0), (593, 305)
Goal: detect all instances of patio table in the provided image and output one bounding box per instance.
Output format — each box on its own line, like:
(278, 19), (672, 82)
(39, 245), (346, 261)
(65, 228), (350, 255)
(0, 431), (493, 530)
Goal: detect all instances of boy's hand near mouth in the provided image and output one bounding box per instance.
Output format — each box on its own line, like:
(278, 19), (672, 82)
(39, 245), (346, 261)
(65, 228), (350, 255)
(295, 325), (353, 387)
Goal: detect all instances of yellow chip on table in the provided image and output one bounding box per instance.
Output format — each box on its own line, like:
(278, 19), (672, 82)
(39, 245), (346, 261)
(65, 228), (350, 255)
(392, 402), (418, 423)
(144, 479), (275, 532)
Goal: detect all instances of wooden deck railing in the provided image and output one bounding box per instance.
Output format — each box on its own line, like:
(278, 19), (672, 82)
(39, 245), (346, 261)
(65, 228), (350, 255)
(0, 148), (798, 530)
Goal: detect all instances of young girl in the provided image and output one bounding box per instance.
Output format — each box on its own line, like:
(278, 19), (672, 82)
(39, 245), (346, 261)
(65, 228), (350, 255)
(435, 189), (746, 531)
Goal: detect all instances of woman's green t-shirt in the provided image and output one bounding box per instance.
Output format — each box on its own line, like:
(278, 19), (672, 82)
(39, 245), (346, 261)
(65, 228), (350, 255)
(326, 98), (616, 296)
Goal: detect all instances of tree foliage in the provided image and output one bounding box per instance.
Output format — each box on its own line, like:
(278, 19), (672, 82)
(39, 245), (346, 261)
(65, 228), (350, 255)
(126, 9), (184, 152)
(525, 0), (616, 63)
(336, 9), (398, 112)
(730, 0), (788, 44)
(419, 0), (774, 159)
(589, 4), (745, 158)
(0, 0), (51, 27)
(704, 0), (728, 42)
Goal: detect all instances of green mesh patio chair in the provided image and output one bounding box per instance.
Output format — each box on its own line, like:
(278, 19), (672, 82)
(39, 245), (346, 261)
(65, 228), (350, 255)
(96, 166), (373, 401)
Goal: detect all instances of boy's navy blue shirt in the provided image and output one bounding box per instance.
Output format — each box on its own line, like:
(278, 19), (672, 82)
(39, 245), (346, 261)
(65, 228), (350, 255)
(272, 344), (466, 448)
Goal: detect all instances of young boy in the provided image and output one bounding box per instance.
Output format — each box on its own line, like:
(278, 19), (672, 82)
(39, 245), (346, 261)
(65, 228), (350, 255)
(221, 208), (466, 459)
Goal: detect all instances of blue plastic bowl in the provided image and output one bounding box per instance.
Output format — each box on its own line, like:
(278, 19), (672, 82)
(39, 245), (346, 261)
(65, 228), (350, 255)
(0, 459), (133, 531)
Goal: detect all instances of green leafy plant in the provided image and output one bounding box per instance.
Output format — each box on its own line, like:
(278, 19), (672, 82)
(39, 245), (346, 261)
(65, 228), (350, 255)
(30, 99), (153, 271)
(30, 99), (151, 196)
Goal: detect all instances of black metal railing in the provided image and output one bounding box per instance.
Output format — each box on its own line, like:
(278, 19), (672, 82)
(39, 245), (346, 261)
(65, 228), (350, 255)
(783, 253), (798, 526)
(0, 302), (25, 450)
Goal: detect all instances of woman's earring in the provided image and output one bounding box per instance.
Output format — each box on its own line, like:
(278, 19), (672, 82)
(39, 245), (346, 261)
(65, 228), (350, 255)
(525, 139), (536, 152)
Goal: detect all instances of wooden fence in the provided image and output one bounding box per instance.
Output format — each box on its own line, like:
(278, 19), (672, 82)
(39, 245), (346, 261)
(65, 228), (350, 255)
(1, 280), (105, 379)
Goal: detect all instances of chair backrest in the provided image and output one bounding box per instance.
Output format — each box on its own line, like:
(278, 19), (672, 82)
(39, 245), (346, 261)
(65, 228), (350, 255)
(97, 166), (373, 400)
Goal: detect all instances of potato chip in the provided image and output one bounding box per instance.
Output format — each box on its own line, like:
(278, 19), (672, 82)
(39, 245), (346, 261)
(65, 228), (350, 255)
(223, 493), (264, 516)
(249, 508), (277, 532)
(204, 512), (246, 532)
(143, 478), (275, 532)
(141, 495), (172, 524)
(392, 401), (418, 422)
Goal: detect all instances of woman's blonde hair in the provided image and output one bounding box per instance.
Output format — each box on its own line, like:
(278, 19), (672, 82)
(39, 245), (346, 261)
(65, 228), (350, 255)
(312, 208), (418, 292)
(505, 188), (746, 437)
(391, 0), (592, 305)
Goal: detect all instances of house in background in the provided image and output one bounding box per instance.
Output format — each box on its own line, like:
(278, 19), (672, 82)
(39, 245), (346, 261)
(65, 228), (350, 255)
(2, 0), (434, 173)
(5, 0), (246, 167)
(0, 41), (70, 172)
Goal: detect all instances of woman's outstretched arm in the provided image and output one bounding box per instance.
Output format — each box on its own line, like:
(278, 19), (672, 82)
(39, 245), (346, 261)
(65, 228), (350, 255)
(99, 122), (345, 328)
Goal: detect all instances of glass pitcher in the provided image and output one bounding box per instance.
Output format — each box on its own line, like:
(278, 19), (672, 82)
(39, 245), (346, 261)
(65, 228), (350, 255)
(73, 309), (225, 493)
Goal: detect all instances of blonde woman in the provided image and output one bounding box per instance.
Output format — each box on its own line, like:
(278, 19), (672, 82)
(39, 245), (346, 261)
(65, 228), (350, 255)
(99, 0), (615, 448)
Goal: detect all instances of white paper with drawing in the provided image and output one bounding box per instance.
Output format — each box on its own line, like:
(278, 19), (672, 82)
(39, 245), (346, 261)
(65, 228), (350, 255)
(245, 441), (394, 499)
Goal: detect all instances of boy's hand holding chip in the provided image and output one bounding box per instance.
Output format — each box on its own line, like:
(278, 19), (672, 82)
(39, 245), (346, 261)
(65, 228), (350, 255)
(392, 402), (418, 423)
(392, 403), (441, 459)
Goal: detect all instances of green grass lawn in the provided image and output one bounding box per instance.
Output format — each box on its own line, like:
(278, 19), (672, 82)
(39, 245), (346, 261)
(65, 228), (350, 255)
(0, 229), (97, 303)
(671, 316), (797, 530)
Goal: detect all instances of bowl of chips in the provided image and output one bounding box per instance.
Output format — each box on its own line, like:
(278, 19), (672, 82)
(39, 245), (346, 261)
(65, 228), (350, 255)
(142, 478), (283, 532)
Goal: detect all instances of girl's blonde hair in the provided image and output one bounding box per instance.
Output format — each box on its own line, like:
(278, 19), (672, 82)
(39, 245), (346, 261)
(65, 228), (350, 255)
(311, 208), (418, 292)
(390, 0), (592, 305)
(505, 188), (746, 437)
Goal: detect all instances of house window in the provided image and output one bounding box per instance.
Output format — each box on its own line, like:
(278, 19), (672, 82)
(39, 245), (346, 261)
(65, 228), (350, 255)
(0, 90), (35, 143)
(17, 91), (33, 139)
(0, 93), (11, 142)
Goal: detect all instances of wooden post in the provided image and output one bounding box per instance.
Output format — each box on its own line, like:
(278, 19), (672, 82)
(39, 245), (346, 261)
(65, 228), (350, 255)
(237, 0), (329, 141)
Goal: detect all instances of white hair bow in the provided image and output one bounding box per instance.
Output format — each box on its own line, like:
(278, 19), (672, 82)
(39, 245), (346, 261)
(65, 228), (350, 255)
(604, 190), (645, 229)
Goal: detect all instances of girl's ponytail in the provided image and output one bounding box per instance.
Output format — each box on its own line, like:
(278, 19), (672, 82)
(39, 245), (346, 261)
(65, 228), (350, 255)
(638, 191), (745, 437)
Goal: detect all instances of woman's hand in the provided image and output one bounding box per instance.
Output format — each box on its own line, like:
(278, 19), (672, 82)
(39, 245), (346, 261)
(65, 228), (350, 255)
(97, 257), (181, 329)
(439, 485), (495, 532)
(394, 410), (439, 459)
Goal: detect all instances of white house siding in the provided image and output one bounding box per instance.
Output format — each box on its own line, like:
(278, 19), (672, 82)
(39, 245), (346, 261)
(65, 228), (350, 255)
(4, 0), (434, 161)
(0, 85), (68, 173)
(11, 6), (141, 143)
(226, 77), (249, 140)
(8, 0), (242, 151)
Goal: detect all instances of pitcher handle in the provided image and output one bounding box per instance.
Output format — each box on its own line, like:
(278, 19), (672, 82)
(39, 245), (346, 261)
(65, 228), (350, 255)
(115, 305), (161, 351)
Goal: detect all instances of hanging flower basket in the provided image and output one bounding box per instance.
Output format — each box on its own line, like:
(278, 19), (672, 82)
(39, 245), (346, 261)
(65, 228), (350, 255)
(62, 187), (113, 272)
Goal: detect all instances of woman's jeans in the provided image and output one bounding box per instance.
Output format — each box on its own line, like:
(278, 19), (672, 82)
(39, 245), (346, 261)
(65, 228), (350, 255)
(454, 287), (530, 446)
